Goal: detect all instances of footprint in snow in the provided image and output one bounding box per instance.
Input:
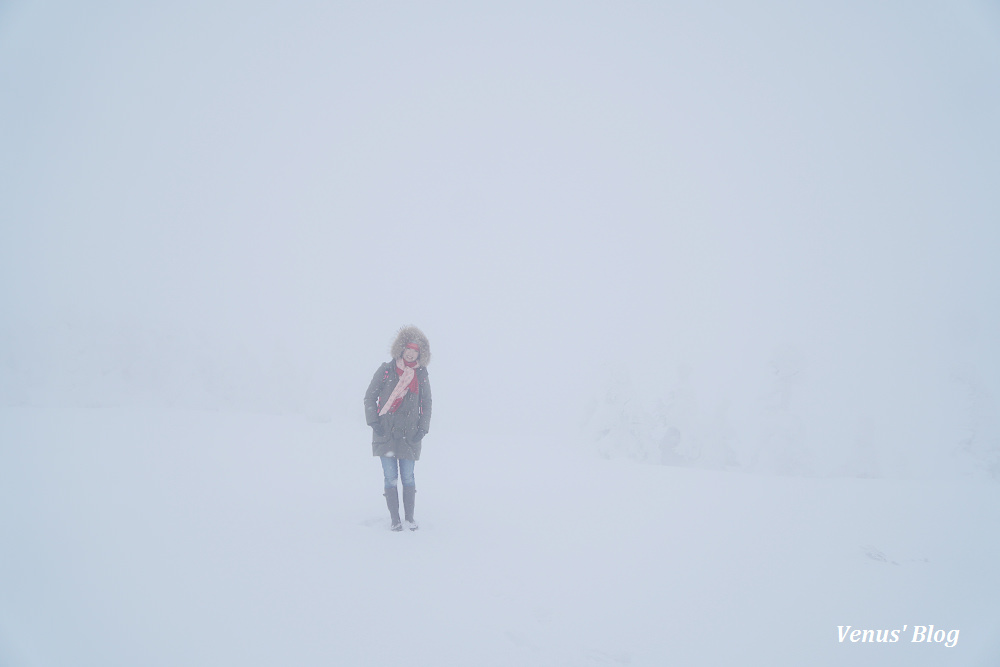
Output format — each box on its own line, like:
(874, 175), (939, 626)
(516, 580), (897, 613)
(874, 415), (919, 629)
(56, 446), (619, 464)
(862, 545), (929, 565)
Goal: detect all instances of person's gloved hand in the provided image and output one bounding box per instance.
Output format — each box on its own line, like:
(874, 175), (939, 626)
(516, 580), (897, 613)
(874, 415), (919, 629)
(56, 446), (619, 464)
(414, 428), (427, 441)
(371, 422), (384, 438)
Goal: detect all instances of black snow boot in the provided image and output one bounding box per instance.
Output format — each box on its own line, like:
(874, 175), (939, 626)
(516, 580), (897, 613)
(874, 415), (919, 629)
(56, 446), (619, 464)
(384, 487), (403, 531)
(402, 486), (418, 531)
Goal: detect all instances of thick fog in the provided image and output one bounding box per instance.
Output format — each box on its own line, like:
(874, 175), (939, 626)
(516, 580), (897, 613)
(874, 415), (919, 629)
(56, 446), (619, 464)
(2, 1), (999, 477)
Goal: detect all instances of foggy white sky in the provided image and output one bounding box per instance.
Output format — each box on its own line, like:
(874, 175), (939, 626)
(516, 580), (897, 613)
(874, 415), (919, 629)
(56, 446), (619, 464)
(2, 1), (999, 454)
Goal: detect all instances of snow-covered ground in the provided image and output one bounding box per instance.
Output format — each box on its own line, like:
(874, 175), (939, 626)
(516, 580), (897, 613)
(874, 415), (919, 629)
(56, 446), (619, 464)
(1, 406), (997, 666)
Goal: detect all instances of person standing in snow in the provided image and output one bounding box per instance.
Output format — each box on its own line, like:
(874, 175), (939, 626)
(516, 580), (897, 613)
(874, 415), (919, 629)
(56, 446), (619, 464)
(363, 326), (432, 531)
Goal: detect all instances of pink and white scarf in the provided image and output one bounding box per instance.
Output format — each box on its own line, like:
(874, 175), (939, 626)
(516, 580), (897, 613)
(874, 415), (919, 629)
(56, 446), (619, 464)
(378, 357), (418, 416)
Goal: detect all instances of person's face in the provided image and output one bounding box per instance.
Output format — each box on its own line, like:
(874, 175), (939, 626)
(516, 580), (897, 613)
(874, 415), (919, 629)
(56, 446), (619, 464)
(402, 347), (419, 363)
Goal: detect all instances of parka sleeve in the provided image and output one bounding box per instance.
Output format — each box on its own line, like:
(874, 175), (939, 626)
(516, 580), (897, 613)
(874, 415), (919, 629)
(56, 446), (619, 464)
(418, 369), (432, 434)
(364, 364), (386, 426)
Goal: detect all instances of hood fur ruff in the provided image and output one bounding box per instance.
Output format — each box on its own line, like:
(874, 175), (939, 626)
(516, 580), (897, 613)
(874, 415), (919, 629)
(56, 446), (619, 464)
(390, 325), (431, 368)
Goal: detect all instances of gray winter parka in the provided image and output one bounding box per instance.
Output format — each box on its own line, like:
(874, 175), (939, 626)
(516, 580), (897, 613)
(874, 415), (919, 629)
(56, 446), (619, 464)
(364, 362), (432, 460)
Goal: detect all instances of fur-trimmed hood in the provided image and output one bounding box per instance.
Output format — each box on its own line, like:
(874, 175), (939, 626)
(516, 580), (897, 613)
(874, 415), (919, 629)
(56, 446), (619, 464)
(389, 325), (431, 368)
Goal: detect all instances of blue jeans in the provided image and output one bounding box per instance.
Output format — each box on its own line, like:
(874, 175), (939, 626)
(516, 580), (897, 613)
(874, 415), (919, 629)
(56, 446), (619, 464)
(380, 456), (415, 489)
